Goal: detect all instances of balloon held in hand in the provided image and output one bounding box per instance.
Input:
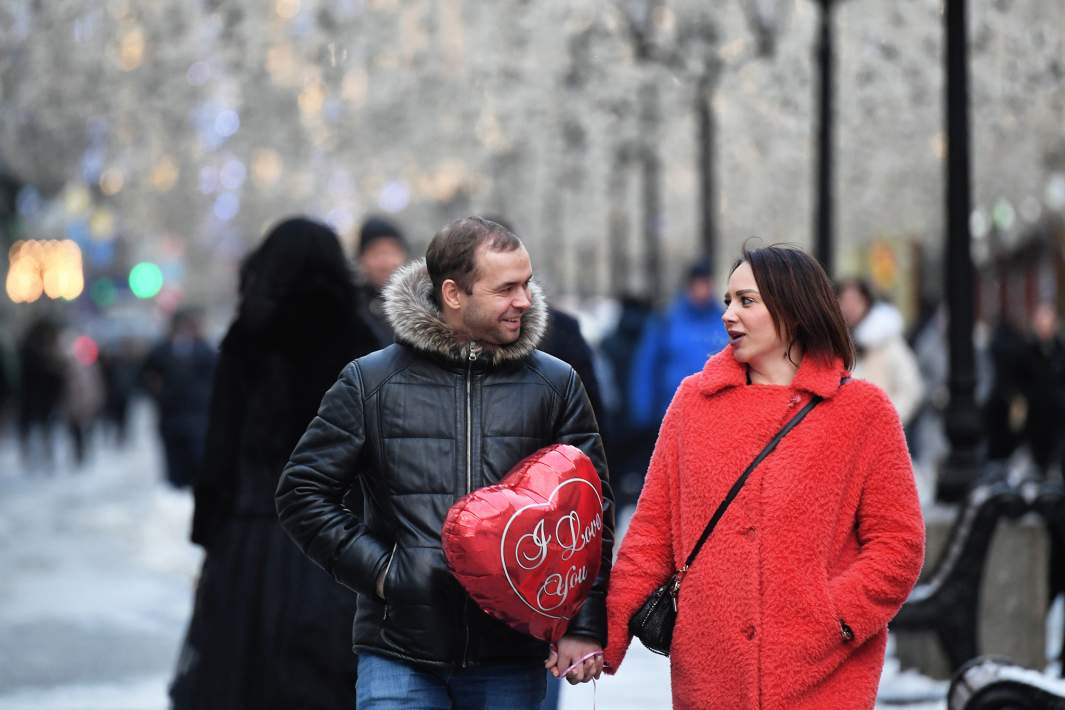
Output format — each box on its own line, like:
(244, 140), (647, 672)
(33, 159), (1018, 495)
(442, 444), (604, 643)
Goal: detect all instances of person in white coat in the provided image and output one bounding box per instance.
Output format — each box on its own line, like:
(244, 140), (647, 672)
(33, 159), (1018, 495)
(837, 278), (925, 427)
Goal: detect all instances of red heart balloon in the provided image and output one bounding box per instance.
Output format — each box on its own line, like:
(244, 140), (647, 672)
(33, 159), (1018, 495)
(442, 444), (605, 643)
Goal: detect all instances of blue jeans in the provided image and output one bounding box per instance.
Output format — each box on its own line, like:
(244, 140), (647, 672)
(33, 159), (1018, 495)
(356, 651), (546, 710)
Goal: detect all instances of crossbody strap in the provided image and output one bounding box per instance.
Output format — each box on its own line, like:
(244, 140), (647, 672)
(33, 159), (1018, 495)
(678, 388), (834, 576)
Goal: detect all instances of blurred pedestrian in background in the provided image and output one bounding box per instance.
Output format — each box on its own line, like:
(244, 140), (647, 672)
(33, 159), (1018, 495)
(599, 295), (655, 508)
(169, 217), (377, 710)
(98, 338), (141, 447)
(605, 246), (924, 709)
(837, 277), (925, 429)
(140, 307), (216, 489)
(984, 318), (1027, 465)
(61, 330), (104, 467)
(355, 215), (410, 349)
(0, 328), (18, 431)
(16, 316), (65, 471)
(627, 259), (728, 475)
(1018, 303), (1065, 482)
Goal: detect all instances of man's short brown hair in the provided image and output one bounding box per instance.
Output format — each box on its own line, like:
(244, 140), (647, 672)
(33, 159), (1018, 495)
(425, 216), (522, 303)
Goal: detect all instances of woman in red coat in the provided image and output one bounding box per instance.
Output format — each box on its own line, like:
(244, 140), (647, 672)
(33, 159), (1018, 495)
(604, 246), (925, 709)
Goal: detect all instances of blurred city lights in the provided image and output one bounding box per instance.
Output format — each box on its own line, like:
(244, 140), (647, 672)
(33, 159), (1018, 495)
(219, 157), (247, 190)
(118, 26), (145, 71)
(90, 277), (118, 308)
(72, 335), (100, 366)
(276, 0), (301, 21)
(89, 208), (116, 241)
(6, 240), (85, 303)
(212, 192), (241, 222)
(214, 109), (241, 138)
(1047, 173), (1065, 211)
(186, 60), (212, 86)
(251, 148), (283, 188)
(63, 185), (92, 216)
(341, 69), (368, 107)
(298, 80), (326, 117)
(992, 199), (1016, 232)
(99, 167), (125, 196)
(128, 261), (164, 299)
(150, 156), (180, 192)
(378, 179), (411, 213)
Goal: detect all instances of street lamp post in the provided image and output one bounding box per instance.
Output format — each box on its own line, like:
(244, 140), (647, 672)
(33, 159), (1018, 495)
(938, 0), (983, 502)
(814, 0), (836, 276)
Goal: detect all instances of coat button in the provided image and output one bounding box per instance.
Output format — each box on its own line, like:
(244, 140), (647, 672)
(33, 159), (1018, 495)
(743, 624), (756, 640)
(743, 526), (756, 539)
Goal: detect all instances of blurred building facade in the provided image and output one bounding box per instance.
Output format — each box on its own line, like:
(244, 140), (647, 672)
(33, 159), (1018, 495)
(0, 0), (1063, 322)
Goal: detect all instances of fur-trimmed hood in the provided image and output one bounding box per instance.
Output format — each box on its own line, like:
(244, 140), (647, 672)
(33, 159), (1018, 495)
(381, 258), (548, 366)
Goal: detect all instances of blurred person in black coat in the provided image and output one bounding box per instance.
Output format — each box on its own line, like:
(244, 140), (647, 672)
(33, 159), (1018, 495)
(355, 216), (410, 349)
(16, 317), (65, 470)
(141, 307), (217, 488)
(169, 217), (377, 710)
(984, 318), (1027, 463)
(598, 295), (655, 508)
(1019, 303), (1065, 481)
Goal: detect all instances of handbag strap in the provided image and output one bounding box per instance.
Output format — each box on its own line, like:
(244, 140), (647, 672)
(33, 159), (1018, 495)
(678, 381), (844, 576)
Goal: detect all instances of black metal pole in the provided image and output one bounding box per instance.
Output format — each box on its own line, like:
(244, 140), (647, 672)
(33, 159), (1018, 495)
(640, 82), (663, 303)
(697, 75), (716, 273)
(938, 0), (983, 503)
(814, 0), (835, 276)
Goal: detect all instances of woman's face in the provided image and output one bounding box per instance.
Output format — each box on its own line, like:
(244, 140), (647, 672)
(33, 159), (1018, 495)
(837, 284), (869, 329)
(722, 261), (785, 365)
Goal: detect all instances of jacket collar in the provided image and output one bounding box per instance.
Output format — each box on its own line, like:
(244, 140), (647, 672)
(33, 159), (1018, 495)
(382, 258), (548, 366)
(699, 348), (849, 399)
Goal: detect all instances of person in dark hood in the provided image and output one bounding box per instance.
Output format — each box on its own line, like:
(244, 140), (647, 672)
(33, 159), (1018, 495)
(169, 217), (377, 710)
(355, 215), (410, 348)
(276, 216), (613, 709)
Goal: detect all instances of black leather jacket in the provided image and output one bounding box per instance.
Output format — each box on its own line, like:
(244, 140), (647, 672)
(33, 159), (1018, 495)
(276, 260), (613, 669)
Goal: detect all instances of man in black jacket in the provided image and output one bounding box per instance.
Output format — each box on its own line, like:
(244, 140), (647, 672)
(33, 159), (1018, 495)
(276, 216), (613, 709)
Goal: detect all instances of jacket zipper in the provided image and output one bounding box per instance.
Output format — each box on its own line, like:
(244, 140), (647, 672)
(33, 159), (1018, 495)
(461, 343), (480, 667)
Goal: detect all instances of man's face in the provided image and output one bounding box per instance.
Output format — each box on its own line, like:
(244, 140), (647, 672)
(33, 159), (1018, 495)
(457, 245), (533, 346)
(359, 239), (408, 290)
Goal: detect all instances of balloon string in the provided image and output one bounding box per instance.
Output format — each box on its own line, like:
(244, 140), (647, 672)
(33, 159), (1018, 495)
(559, 650), (603, 710)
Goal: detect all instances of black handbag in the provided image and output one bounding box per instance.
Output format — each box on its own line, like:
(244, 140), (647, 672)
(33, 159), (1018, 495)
(628, 393), (827, 656)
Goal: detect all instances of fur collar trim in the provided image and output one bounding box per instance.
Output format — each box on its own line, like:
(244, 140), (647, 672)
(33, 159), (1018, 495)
(699, 348), (848, 398)
(382, 258), (548, 366)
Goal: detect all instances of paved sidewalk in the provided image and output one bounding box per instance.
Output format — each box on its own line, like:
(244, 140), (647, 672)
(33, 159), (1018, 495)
(0, 404), (947, 709)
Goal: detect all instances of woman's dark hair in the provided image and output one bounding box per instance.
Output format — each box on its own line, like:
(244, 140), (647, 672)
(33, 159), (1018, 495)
(236, 216), (358, 340)
(731, 245), (855, 370)
(834, 276), (875, 312)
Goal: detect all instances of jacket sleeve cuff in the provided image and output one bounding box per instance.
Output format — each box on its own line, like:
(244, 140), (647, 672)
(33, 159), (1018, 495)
(331, 531), (392, 597)
(564, 592), (607, 646)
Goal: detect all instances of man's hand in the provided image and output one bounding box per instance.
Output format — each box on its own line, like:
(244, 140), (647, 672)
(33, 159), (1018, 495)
(544, 634), (603, 685)
(375, 569), (386, 600)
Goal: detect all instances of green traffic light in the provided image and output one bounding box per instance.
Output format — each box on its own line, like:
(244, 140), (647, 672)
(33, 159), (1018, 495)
(129, 262), (164, 299)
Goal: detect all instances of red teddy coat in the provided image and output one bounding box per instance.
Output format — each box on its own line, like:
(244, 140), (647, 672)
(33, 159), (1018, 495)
(604, 350), (925, 710)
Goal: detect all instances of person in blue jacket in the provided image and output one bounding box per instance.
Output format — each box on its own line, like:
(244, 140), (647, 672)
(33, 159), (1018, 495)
(628, 259), (729, 433)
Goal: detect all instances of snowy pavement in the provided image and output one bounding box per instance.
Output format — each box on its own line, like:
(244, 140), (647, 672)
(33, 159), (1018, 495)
(0, 403), (949, 709)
